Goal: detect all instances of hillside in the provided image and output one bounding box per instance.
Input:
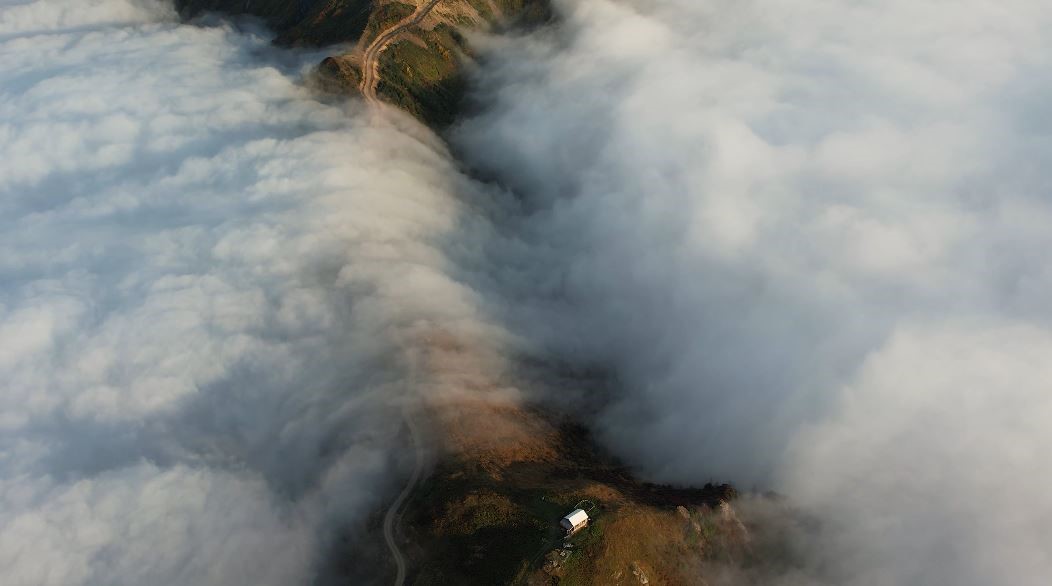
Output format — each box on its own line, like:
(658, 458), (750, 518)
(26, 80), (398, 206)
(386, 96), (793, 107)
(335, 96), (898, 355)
(176, 0), (551, 126)
(322, 383), (755, 585)
(170, 2), (755, 584)
(398, 403), (750, 585)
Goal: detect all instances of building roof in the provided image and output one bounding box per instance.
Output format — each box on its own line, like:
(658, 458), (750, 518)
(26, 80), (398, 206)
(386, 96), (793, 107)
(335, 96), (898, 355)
(562, 509), (589, 527)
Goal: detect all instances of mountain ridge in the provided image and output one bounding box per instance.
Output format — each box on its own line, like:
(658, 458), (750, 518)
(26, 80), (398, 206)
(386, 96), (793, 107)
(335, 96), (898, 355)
(175, 0), (552, 126)
(168, 3), (759, 584)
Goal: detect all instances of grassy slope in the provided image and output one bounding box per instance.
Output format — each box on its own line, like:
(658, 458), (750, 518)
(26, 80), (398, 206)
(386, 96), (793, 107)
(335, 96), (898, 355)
(401, 413), (742, 585)
(175, 0), (375, 46)
(376, 24), (469, 127)
(370, 0), (553, 127)
(177, 0), (552, 127)
(172, 3), (753, 583)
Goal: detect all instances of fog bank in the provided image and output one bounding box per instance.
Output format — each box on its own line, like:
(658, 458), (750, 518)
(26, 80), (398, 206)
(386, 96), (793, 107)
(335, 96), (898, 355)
(0, 2), (513, 583)
(455, 0), (1052, 583)
(5, 0), (1052, 583)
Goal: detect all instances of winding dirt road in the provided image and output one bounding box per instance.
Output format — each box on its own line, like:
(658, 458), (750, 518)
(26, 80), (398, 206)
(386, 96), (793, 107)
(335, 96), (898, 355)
(383, 406), (425, 586)
(364, 4), (441, 583)
(360, 0), (443, 105)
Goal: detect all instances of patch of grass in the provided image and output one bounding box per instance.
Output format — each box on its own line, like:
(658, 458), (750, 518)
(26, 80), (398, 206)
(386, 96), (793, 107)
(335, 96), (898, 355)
(463, 0), (495, 22)
(400, 409), (739, 585)
(177, 0), (377, 47)
(491, 0), (554, 26)
(558, 518), (606, 585)
(278, 0), (376, 47)
(362, 2), (416, 45)
(434, 492), (524, 535)
(523, 493), (573, 529)
(314, 56), (362, 93)
(376, 25), (469, 127)
(698, 514), (720, 543)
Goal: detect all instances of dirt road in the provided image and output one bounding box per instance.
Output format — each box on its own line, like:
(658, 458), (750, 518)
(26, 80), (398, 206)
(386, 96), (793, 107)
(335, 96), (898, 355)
(382, 406), (425, 586)
(360, 0), (443, 105)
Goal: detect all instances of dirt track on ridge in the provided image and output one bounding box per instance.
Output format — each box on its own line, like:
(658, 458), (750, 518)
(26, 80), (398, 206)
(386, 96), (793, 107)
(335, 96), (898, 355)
(360, 0), (443, 105)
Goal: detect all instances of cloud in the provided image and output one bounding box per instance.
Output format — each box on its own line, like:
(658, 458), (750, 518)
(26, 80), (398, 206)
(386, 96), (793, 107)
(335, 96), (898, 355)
(0, 0), (172, 37)
(786, 322), (1052, 585)
(0, 2), (512, 584)
(7, 0), (1052, 583)
(1, 464), (314, 586)
(453, 0), (1052, 583)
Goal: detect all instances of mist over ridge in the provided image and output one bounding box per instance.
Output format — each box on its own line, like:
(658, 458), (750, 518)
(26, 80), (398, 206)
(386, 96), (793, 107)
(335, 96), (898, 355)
(453, 0), (1052, 583)
(0, 2), (523, 583)
(2, 0), (1052, 584)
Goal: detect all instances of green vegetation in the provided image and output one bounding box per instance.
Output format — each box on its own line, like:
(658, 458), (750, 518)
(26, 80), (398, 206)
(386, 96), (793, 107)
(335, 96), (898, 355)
(376, 25), (470, 127)
(398, 413), (739, 585)
(352, 0), (551, 127)
(490, 0), (554, 26)
(361, 2), (417, 45)
(178, 0), (552, 126)
(558, 520), (605, 586)
(176, 0), (375, 47)
(406, 465), (553, 585)
(279, 1), (375, 47)
(315, 56), (363, 94)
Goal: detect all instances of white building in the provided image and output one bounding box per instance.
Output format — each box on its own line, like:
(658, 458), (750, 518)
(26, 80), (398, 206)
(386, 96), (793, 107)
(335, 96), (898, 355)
(560, 509), (589, 534)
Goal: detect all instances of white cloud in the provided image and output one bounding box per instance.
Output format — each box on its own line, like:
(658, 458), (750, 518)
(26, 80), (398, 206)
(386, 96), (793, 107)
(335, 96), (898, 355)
(7, 0), (1052, 582)
(455, 0), (1052, 582)
(0, 464), (313, 586)
(0, 3), (511, 584)
(0, 0), (171, 36)
(787, 322), (1052, 585)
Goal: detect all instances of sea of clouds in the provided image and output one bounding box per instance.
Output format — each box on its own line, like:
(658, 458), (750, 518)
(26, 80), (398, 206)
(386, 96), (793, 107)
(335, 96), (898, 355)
(0, 1), (522, 584)
(455, 0), (1052, 584)
(4, 0), (1052, 584)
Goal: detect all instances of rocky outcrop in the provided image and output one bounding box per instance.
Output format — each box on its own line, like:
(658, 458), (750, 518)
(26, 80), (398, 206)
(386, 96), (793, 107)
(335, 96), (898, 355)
(175, 0), (551, 127)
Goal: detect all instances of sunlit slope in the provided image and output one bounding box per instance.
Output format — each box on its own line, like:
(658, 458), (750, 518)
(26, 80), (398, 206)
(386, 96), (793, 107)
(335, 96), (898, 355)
(176, 0), (551, 125)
